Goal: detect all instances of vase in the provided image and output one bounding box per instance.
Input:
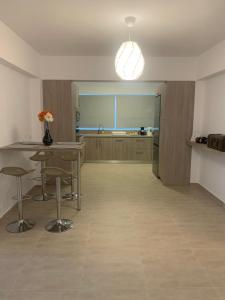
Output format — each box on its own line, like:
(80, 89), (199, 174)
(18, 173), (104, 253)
(43, 123), (53, 146)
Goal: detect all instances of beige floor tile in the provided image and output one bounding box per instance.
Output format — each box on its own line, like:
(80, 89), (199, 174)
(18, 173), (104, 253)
(146, 287), (220, 300)
(1, 163), (225, 298)
(0, 290), (9, 300)
(7, 289), (149, 300)
(13, 270), (85, 291)
(143, 259), (211, 288)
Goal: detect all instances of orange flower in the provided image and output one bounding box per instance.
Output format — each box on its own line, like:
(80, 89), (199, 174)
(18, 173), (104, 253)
(38, 111), (54, 122)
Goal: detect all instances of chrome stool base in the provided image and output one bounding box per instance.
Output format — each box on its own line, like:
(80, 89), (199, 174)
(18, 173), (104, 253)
(33, 192), (54, 201)
(45, 219), (73, 233)
(63, 193), (83, 201)
(6, 219), (35, 233)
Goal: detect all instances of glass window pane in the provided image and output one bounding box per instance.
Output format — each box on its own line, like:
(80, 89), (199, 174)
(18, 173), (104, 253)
(117, 95), (155, 128)
(79, 95), (114, 128)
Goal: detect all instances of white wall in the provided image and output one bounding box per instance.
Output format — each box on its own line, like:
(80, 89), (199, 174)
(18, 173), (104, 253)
(191, 70), (225, 202)
(0, 20), (40, 77)
(0, 20), (43, 217)
(0, 63), (42, 217)
(197, 40), (225, 80)
(41, 56), (197, 81)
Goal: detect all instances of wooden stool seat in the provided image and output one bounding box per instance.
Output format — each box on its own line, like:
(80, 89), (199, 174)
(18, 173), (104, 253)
(30, 152), (53, 201)
(0, 167), (35, 233)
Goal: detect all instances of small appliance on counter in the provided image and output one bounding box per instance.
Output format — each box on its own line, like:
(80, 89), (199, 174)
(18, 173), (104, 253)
(207, 134), (225, 152)
(195, 136), (208, 144)
(138, 127), (147, 135)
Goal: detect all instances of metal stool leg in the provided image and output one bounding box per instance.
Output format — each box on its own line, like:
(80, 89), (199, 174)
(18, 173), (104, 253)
(45, 176), (73, 233)
(63, 160), (76, 201)
(76, 151), (81, 211)
(6, 177), (35, 233)
(33, 161), (54, 201)
(63, 160), (83, 205)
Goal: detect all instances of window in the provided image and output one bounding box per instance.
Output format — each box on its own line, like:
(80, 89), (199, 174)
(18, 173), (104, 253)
(79, 94), (155, 130)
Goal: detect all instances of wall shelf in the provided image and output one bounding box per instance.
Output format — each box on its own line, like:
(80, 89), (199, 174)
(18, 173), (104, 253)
(188, 141), (225, 154)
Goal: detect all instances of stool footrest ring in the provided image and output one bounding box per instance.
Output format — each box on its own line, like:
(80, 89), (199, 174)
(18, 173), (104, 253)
(32, 192), (54, 201)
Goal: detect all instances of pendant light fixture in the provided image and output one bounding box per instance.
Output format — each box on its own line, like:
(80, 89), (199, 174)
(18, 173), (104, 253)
(115, 16), (145, 80)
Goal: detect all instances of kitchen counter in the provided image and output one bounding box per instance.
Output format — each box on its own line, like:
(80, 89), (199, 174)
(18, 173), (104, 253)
(80, 134), (153, 138)
(80, 134), (153, 162)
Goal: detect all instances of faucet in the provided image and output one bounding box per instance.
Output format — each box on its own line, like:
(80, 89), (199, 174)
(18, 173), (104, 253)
(98, 124), (103, 134)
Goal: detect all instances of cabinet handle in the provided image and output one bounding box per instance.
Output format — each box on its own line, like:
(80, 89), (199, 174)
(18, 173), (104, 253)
(115, 140), (123, 142)
(136, 151), (143, 154)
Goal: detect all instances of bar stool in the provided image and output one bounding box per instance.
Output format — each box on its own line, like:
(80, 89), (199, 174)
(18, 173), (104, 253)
(60, 152), (78, 201)
(41, 167), (73, 233)
(0, 167), (35, 233)
(30, 151), (53, 201)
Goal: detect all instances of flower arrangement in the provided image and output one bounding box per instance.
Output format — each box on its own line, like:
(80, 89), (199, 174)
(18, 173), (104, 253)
(38, 111), (54, 123)
(38, 111), (54, 146)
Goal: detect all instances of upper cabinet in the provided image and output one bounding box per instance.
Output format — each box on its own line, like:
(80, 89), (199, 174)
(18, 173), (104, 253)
(158, 81), (195, 185)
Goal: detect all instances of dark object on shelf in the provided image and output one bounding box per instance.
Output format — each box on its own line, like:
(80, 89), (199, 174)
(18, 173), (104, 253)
(43, 126), (53, 146)
(139, 127), (147, 136)
(195, 136), (208, 144)
(207, 134), (225, 152)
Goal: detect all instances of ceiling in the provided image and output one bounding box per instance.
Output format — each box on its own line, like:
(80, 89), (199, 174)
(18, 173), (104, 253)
(0, 0), (225, 57)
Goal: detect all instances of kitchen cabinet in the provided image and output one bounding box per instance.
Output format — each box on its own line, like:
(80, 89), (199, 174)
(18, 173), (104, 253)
(128, 138), (152, 161)
(85, 137), (98, 161)
(112, 138), (128, 160)
(83, 136), (152, 162)
(97, 138), (113, 160)
(85, 137), (113, 160)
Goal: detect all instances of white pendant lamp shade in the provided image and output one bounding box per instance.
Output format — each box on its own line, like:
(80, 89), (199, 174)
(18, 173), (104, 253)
(115, 40), (145, 80)
(115, 16), (145, 80)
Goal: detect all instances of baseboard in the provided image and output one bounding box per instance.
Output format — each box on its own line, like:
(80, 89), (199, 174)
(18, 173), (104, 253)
(0, 185), (38, 220)
(197, 182), (225, 206)
(85, 160), (152, 164)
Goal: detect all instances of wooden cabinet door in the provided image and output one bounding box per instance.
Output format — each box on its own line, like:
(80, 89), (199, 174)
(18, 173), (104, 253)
(128, 138), (153, 161)
(97, 138), (113, 160)
(85, 138), (98, 161)
(112, 138), (128, 160)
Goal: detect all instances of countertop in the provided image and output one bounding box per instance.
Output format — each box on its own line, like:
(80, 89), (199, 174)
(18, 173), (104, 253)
(0, 142), (85, 151)
(80, 134), (153, 138)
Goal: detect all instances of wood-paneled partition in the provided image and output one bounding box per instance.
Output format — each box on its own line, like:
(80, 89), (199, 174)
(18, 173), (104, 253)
(42, 80), (195, 185)
(43, 80), (76, 142)
(42, 80), (76, 171)
(158, 81), (195, 185)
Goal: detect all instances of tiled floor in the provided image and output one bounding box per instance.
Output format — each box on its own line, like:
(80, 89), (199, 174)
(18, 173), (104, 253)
(1, 163), (225, 299)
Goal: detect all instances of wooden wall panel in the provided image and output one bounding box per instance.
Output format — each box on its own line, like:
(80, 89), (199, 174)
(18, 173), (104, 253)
(42, 80), (75, 142)
(42, 80), (76, 171)
(159, 81), (195, 185)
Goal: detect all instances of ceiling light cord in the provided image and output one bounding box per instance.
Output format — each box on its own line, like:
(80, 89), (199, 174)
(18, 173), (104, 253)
(128, 30), (131, 41)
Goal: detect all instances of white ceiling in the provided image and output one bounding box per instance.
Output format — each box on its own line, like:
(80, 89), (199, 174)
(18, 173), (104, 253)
(0, 0), (225, 57)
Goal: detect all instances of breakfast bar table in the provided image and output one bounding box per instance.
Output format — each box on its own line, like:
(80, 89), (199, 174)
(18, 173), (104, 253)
(0, 142), (85, 210)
